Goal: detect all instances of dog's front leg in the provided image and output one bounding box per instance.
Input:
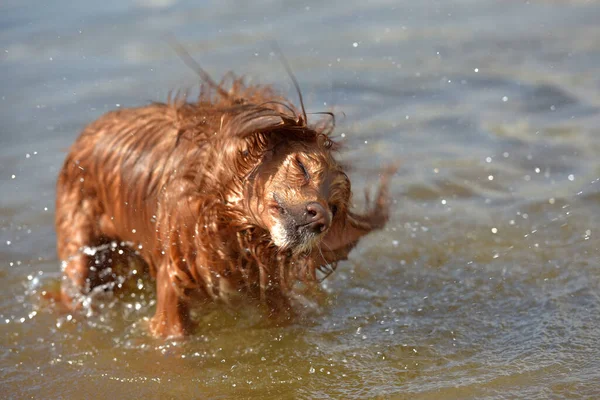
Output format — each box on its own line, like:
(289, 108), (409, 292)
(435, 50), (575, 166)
(149, 265), (191, 338)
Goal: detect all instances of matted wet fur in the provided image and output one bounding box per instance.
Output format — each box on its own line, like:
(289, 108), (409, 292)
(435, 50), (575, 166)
(55, 71), (394, 338)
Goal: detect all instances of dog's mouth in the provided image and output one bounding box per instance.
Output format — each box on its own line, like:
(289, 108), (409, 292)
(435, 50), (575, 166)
(267, 195), (331, 252)
(269, 221), (325, 253)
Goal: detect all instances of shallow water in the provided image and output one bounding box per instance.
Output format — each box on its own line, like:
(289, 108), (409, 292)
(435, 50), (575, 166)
(2, 0), (600, 398)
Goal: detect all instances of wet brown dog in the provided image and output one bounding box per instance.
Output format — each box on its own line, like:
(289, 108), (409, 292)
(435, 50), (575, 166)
(55, 72), (394, 338)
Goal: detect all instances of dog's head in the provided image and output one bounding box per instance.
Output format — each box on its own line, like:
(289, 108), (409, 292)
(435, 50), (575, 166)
(215, 103), (350, 253)
(248, 137), (350, 253)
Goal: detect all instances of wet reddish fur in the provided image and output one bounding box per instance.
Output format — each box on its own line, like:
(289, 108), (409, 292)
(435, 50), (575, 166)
(55, 75), (393, 338)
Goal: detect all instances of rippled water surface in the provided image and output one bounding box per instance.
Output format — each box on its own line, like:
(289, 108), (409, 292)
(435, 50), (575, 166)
(2, 0), (600, 398)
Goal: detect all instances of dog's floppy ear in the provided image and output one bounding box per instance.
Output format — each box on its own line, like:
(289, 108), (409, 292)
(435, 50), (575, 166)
(310, 164), (397, 267)
(216, 106), (305, 166)
(205, 107), (302, 181)
(225, 107), (300, 139)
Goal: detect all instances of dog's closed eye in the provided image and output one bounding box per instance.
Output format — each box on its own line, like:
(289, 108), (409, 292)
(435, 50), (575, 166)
(295, 157), (310, 181)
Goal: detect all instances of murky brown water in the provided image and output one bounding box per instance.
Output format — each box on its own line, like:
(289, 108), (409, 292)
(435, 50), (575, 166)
(2, 0), (600, 398)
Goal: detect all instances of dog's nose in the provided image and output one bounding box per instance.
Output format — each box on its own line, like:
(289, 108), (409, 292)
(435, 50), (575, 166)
(303, 202), (331, 234)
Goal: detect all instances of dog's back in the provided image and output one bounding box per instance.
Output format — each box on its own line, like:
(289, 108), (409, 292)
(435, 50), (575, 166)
(56, 105), (183, 255)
